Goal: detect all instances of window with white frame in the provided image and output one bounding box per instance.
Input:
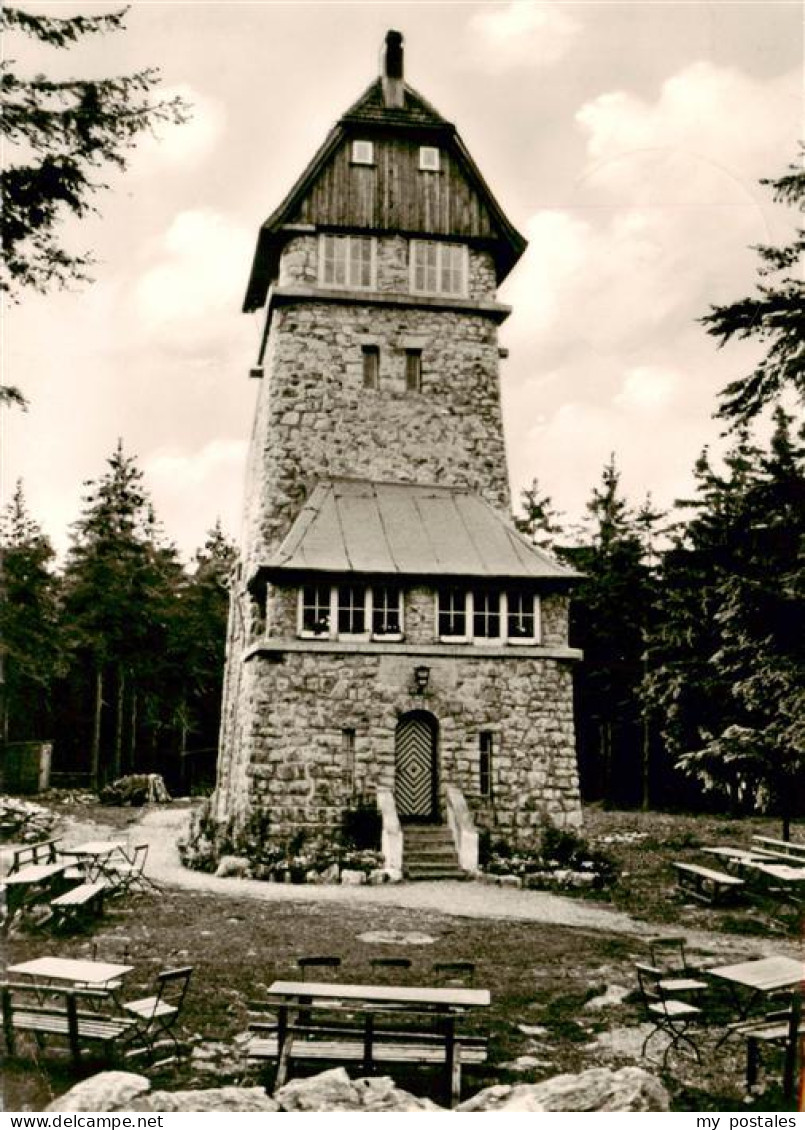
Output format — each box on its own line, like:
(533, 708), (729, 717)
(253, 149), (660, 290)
(320, 235), (375, 290)
(472, 589), (501, 639)
(338, 584), (367, 635)
(372, 585), (403, 636)
(411, 240), (467, 297)
(436, 588), (541, 644)
(419, 146), (440, 171)
(437, 587), (467, 639)
(506, 590), (541, 643)
(351, 140), (374, 165)
(405, 349), (422, 393)
(298, 583), (404, 640)
(301, 584), (331, 636)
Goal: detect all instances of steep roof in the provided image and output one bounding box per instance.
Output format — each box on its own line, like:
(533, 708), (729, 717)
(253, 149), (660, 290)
(256, 478), (578, 583)
(243, 39), (527, 312)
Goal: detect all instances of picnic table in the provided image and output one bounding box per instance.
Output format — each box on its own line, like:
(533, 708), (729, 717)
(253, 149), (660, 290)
(60, 841), (130, 885)
(2, 957), (136, 1067)
(7, 956), (133, 989)
(708, 955), (804, 1022)
(2, 861), (72, 927)
(250, 979), (490, 1104)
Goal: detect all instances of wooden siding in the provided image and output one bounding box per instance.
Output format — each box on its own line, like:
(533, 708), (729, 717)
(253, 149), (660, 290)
(290, 136), (497, 239)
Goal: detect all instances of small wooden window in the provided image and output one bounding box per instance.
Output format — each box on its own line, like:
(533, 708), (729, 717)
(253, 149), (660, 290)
(372, 585), (402, 636)
(419, 146), (440, 171)
(473, 589), (501, 639)
(362, 345), (379, 389)
(507, 591), (541, 643)
(342, 728), (357, 791)
(405, 349), (422, 393)
(338, 584), (367, 635)
(411, 240), (467, 297)
(479, 732), (493, 797)
(438, 588), (467, 639)
(352, 140), (374, 165)
(321, 235), (374, 289)
(301, 585), (331, 636)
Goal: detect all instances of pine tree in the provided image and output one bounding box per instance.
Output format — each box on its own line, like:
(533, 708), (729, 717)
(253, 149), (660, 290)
(0, 481), (62, 742)
(61, 441), (184, 786)
(514, 478), (564, 551)
(563, 457), (658, 805)
(702, 152), (804, 425)
(2, 5), (189, 295)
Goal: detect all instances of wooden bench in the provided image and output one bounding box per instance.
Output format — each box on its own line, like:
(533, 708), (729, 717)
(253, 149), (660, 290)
(1, 981), (135, 1067)
(248, 981), (490, 1105)
(49, 881), (108, 931)
(752, 836), (805, 863)
(8, 838), (62, 875)
(673, 862), (744, 904)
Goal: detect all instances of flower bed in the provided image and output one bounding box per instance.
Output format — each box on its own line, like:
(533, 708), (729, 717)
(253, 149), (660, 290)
(480, 818), (618, 893)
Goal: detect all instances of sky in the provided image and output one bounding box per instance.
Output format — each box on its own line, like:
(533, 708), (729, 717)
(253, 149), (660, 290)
(3, 0), (802, 560)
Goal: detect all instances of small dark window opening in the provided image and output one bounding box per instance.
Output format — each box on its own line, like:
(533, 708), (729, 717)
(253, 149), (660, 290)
(479, 732), (493, 797)
(343, 728), (357, 791)
(405, 349), (422, 392)
(362, 345), (379, 389)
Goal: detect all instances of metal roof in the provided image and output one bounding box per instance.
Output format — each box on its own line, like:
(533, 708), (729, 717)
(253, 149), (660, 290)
(260, 479), (578, 582)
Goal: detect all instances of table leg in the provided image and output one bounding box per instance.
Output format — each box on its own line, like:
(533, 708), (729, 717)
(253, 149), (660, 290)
(363, 1012), (375, 1073)
(274, 1004), (296, 1092)
(443, 1016), (457, 1106)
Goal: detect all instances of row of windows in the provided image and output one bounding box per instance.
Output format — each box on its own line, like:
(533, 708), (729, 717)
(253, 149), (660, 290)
(361, 345), (421, 392)
(351, 140), (440, 172)
(319, 235), (468, 298)
(299, 585), (541, 644)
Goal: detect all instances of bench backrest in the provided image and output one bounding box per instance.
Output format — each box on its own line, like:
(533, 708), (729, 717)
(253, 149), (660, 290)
(9, 838), (61, 875)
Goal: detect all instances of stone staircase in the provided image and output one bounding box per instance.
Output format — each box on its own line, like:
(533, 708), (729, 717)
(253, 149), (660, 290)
(402, 823), (465, 881)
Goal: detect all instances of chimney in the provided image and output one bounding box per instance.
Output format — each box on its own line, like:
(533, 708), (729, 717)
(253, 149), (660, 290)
(381, 30), (404, 109)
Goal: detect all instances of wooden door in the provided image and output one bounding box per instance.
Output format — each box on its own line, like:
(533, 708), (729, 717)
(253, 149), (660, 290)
(395, 712), (437, 820)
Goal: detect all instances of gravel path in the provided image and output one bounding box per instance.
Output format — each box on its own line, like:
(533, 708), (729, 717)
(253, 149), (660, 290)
(31, 802), (797, 958)
(98, 804), (793, 958)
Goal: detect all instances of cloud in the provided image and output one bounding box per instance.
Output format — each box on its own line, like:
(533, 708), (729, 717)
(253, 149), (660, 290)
(130, 85), (226, 173)
(575, 62), (798, 208)
(466, 1), (580, 71)
(500, 59), (799, 523)
(145, 438), (248, 558)
(133, 209), (253, 345)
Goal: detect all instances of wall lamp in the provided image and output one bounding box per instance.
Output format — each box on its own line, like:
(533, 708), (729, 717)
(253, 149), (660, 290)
(413, 665), (431, 695)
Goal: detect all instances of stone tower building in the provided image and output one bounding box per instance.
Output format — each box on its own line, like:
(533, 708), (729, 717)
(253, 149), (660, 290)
(214, 32), (582, 869)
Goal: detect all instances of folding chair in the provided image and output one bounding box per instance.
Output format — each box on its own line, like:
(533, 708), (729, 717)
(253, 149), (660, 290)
(635, 962), (706, 1067)
(648, 937), (708, 997)
(432, 961), (475, 987)
(297, 956), (341, 979)
(122, 966), (193, 1061)
(370, 957), (412, 981)
(104, 845), (158, 896)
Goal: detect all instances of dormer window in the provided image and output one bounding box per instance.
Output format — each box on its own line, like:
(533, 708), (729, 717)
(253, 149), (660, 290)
(419, 146), (440, 171)
(411, 240), (467, 297)
(320, 234), (376, 289)
(352, 140), (374, 165)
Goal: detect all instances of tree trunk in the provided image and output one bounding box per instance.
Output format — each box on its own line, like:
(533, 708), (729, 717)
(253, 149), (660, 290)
(112, 665), (124, 780)
(90, 665), (103, 791)
(127, 682), (137, 775)
(641, 715), (651, 811)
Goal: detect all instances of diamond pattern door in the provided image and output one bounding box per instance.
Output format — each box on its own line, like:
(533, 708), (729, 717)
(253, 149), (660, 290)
(395, 714), (436, 819)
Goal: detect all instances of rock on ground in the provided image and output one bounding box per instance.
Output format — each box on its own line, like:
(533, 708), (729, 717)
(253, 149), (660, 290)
(48, 1065), (666, 1113)
(455, 1067), (669, 1112)
(46, 1073), (151, 1112)
(275, 1067), (443, 1111)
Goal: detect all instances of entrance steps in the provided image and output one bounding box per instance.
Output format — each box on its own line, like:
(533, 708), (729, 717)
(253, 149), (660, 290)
(402, 824), (465, 881)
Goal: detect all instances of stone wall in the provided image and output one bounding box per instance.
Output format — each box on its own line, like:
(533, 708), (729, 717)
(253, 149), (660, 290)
(224, 646), (581, 842)
(240, 237), (510, 572)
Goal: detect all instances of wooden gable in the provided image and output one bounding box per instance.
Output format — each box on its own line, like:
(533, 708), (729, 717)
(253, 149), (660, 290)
(243, 69), (526, 312)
